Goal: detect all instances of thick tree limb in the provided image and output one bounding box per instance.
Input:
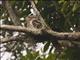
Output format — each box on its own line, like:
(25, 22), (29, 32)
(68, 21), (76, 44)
(46, 30), (80, 40)
(0, 25), (80, 41)
(0, 25), (42, 35)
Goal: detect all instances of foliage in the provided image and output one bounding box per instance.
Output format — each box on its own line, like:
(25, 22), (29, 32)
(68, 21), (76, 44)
(0, 0), (80, 60)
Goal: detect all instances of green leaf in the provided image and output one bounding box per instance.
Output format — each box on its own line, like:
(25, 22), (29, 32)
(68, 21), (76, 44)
(72, 2), (79, 12)
(46, 53), (56, 60)
(58, 0), (65, 4)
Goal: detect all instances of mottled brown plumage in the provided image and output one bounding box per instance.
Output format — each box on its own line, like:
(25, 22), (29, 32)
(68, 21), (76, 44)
(25, 15), (42, 29)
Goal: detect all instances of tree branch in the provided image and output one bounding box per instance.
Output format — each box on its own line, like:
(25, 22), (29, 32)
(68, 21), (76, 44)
(5, 1), (21, 26)
(0, 25), (80, 41)
(0, 25), (41, 35)
(1, 36), (20, 43)
(46, 30), (80, 40)
(29, 0), (51, 29)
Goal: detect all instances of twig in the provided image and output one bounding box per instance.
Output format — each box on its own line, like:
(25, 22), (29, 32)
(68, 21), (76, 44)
(1, 36), (18, 43)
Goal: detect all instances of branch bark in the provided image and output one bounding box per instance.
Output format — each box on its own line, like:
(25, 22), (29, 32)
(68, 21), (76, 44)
(0, 25), (80, 41)
(5, 1), (21, 26)
(29, 0), (51, 29)
(0, 25), (41, 35)
(1, 36), (20, 43)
